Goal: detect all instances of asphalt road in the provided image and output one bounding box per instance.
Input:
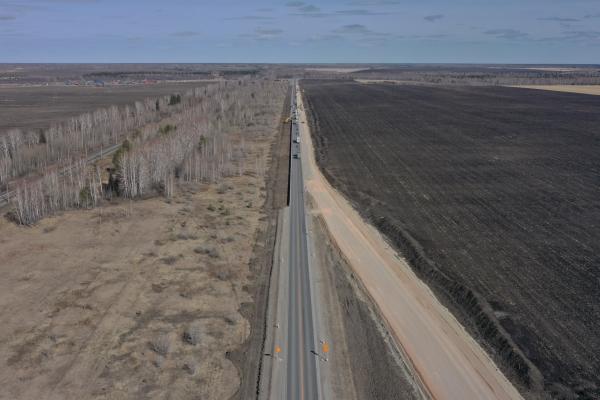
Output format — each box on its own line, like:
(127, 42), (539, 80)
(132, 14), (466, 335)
(286, 82), (319, 400)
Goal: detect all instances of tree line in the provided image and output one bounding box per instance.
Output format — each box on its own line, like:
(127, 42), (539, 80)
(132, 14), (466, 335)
(0, 94), (179, 189)
(299, 67), (600, 86)
(7, 79), (287, 224)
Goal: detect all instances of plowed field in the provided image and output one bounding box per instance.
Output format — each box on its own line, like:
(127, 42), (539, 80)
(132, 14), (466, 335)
(301, 80), (600, 400)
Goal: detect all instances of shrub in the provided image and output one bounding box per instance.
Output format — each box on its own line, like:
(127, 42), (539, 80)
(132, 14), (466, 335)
(168, 94), (182, 106)
(208, 248), (219, 258)
(112, 139), (131, 168)
(79, 187), (92, 207)
(43, 225), (57, 234)
(150, 334), (171, 356)
(182, 324), (201, 345)
(159, 124), (177, 136)
(217, 185), (227, 195)
(193, 246), (219, 258)
(182, 358), (197, 375)
(194, 246), (209, 255)
(161, 255), (178, 265)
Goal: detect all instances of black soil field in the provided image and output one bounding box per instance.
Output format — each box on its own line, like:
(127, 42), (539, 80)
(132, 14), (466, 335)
(301, 80), (600, 400)
(0, 82), (209, 134)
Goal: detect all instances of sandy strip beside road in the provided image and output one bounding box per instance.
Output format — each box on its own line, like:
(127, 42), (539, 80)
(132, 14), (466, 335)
(296, 85), (523, 400)
(510, 85), (600, 96)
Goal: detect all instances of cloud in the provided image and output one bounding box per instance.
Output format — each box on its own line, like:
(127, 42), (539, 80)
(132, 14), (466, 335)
(484, 28), (529, 40)
(583, 13), (600, 19)
(242, 27), (284, 40)
(288, 2), (388, 18)
(400, 33), (449, 40)
(298, 4), (319, 12)
(537, 17), (579, 22)
(0, 15), (16, 21)
(307, 33), (343, 42)
(334, 23), (373, 35)
(287, 2), (328, 17)
(347, 0), (403, 4)
(290, 12), (330, 18)
(225, 15), (274, 21)
(335, 9), (385, 16)
(425, 33), (448, 38)
(561, 30), (600, 40)
(36, 0), (97, 2)
(171, 31), (201, 37)
(331, 23), (388, 45)
(255, 27), (283, 35)
(538, 30), (600, 43)
(424, 14), (443, 22)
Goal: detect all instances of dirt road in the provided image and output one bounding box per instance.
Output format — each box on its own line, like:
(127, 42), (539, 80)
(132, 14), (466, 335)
(296, 85), (523, 400)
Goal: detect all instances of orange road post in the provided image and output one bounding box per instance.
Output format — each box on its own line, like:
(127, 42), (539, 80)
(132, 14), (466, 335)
(275, 345), (282, 361)
(322, 342), (329, 362)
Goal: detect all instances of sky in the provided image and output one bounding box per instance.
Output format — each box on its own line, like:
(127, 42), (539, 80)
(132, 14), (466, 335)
(1, 0), (599, 63)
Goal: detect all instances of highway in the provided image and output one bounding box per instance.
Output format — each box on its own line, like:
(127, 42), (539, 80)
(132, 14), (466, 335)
(286, 81), (319, 400)
(263, 81), (320, 400)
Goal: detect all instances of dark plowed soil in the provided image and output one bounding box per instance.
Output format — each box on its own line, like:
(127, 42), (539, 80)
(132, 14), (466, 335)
(301, 80), (600, 400)
(0, 82), (209, 135)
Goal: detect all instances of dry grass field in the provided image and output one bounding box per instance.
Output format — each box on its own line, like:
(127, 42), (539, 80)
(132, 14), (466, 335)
(0, 82), (288, 399)
(302, 80), (600, 400)
(0, 172), (268, 400)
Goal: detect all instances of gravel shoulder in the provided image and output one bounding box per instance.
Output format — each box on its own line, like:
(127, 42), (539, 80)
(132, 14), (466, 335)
(307, 199), (423, 400)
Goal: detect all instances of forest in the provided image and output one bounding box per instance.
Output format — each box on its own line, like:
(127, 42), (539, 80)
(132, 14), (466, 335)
(1, 79), (287, 224)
